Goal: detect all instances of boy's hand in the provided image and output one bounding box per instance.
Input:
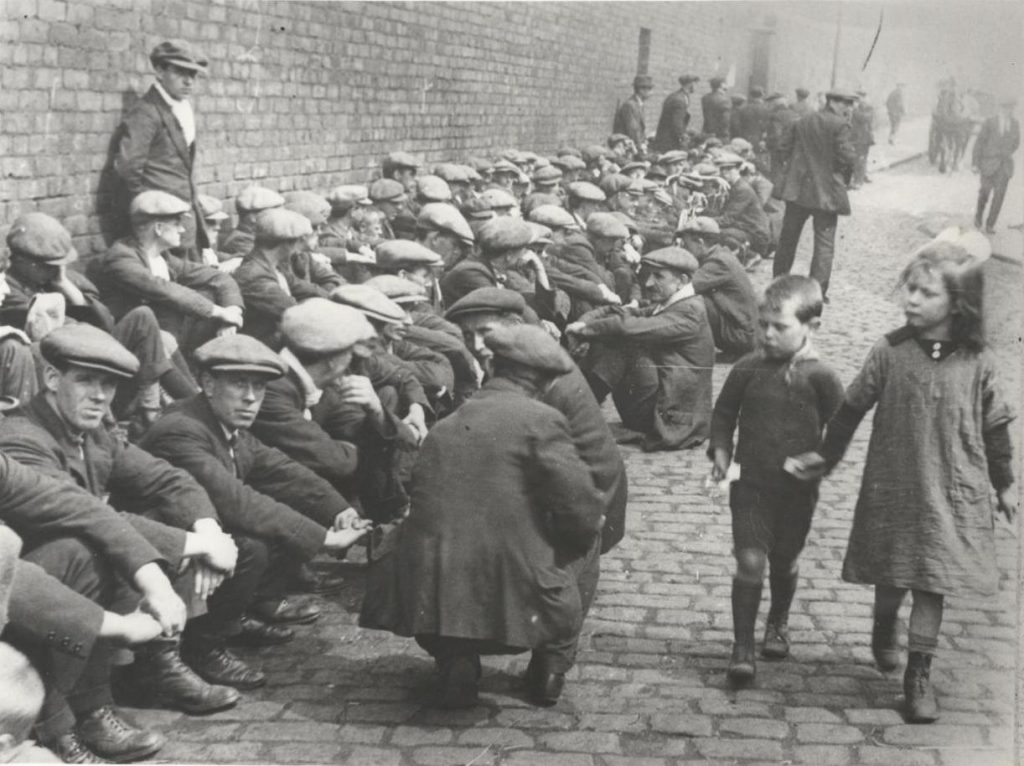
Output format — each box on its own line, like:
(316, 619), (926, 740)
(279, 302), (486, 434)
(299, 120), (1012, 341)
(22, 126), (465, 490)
(711, 448), (730, 482)
(997, 485), (1018, 523)
(323, 525), (370, 551)
(785, 452), (827, 481)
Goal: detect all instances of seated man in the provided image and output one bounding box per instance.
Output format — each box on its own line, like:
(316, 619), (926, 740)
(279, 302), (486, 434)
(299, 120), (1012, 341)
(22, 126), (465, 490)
(566, 246), (715, 452)
(546, 213), (631, 320)
(93, 191), (245, 356)
(0, 452), (187, 763)
(710, 152), (772, 257)
(360, 325), (604, 709)
(677, 217), (759, 356)
(281, 191), (346, 291)
(140, 334), (369, 627)
(0, 325), (257, 707)
(219, 186), (286, 260)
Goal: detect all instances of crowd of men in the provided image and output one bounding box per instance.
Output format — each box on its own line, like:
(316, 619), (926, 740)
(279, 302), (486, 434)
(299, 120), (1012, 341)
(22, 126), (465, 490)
(0, 38), (950, 763)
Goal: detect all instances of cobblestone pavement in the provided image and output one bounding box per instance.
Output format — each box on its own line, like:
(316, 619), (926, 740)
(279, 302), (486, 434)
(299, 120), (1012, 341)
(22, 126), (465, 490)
(127, 156), (1021, 765)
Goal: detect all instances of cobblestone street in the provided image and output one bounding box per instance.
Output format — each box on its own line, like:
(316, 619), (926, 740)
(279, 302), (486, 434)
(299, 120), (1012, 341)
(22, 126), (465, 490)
(129, 156), (1021, 766)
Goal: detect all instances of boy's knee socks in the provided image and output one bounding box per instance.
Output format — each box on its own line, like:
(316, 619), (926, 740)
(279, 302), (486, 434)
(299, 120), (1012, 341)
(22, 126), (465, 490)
(767, 570), (799, 625)
(907, 632), (939, 656)
(731, 579), (763, 645)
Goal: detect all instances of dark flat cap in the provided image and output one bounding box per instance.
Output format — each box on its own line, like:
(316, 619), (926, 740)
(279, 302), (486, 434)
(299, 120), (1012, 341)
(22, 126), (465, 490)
(375, 239), (442, 270)
(659, 149), (689, 165)
(826, 89), (858, 102)
(709, 76), (725, 88)
(484, 324), (573, 375)
(6, 213), (77, 265)
(633, 75), (654, 89)
(678, 74), (700, 85)
(477, 217), (533, 254)
(281, 298), (377, 354)
(194, 334), (286, 377)
(444, 287), (526, 322)
(41, 324), (139, 379)
(795, 87), (810, 98)
(749, 86), (765, 98)
(641, 246), (699, 274)
(150, 40), (208, 72)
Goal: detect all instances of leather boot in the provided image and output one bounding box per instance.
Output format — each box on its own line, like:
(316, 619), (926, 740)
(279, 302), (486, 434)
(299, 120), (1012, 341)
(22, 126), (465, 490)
(131, 638), (240, 715)
(762, 572), (798, 659)
(728, 579), (762, 684)
(76, 706), (164, 763)
(871, 611), (900, 672)
(524, 653), (565, 707)
(903, 651), (939, 723)
(183, 634), (266, 690)
(45, 733), (109, 764)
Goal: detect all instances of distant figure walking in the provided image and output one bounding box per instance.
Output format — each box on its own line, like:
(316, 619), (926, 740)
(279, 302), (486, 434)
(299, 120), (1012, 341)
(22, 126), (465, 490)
(885, 84), (905, 144)
(972, 97), (1020, 233)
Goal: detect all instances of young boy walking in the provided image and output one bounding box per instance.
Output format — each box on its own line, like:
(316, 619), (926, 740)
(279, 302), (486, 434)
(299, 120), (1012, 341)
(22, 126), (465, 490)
(708, 275), (844, 682)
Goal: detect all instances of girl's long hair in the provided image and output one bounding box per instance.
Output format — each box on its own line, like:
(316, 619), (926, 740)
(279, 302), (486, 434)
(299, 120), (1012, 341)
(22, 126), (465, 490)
(898, 241), (986, 351)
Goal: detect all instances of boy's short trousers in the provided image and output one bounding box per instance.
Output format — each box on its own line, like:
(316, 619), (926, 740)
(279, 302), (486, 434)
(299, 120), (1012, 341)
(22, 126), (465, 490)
(729, 477), (819, 562)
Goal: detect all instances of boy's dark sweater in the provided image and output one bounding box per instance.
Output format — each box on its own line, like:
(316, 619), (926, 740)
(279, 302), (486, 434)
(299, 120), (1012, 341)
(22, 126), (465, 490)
(709, 349), (844, 486)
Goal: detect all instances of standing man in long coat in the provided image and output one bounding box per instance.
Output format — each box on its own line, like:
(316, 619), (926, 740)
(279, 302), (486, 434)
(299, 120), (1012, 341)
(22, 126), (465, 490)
(613, 75), (654, 155)
(771, 90), (858, 301)
(972, 97), (1020, 233)
(654, 74), (701, 152)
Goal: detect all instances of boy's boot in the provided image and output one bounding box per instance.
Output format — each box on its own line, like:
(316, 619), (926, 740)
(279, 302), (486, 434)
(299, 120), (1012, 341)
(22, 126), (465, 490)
(728, 579), (762, 683)
(871, 610), (901, 672)
(903, 650), (939, 723)
(762, 571), (798, 659)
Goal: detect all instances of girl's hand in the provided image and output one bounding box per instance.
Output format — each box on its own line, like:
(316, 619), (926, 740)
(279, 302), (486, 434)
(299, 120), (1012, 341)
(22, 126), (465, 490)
(785, 452), (827, 481)
(996, 485), (1018, 523)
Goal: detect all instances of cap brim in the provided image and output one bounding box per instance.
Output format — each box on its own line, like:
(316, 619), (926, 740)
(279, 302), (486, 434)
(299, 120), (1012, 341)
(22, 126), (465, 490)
(161, 58), (208, 72)
(205, 363), (284, 378)
(204, 212), (230, 221)
(63, 359), (137, 379)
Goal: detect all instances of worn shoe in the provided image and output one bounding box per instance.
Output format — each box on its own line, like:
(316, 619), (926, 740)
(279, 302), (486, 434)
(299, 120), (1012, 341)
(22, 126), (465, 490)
(727, 643), (756, 685)
(184, 643), (266, 690)
(132, 641), (240, 715)
(904, 651), (939, 723)
(436, 655), (480, 709)
(46, 733), (109, 764)
(228, 616), (295, 647)
(248, 597), (321, 625)
(524, 654), (565, 707)
(76, 707), (164, 763)
(871, 614), (900, 672)
(761, 621), (790, 659)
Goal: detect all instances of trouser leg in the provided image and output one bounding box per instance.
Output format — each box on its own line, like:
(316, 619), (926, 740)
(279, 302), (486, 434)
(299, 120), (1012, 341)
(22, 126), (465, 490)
(533, 538), (601, 674)
(773, 203), (812, 278)
(808, 211), (838, 297)
(976, 176), (994, 226)
(986, 174), (1010, 228)
(185, 537), (269, 641)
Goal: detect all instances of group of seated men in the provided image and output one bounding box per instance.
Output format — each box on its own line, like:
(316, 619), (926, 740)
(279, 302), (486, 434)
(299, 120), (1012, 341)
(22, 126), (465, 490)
(0, 135), (765, 762)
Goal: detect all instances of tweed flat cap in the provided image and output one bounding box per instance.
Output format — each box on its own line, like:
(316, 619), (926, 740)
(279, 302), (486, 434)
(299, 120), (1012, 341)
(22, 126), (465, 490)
(369, 178), (408, 204)
(676, 216), (721, 235)
(678, 74), (700, 85)
(415, 175), (452, 203)
(599, 175), (640, 197)
(528, 205), (576, 229)
(611, 211), (639, 233)
(826, 89), (858, 102)
(641, 246), (699, 274)
(646, 165), (668, 181)
(375, 239), (442, 270)
(254, 208), (313, 242)
(479, 188), (518, 210)
(461, 198), (497, 224)
(129, 190), (191, 221)
(484, 324), (573, 375)
(280, 298), (376, 354)
(444, 287), (526, 321)
(489, 159), (520, 176)
(283, 191), (331, 227)
(467, 156), (493, 174)
(417, 203), (475, 244)
(586, 212), (629, 240)
(40, 324), (140, 379)
(532, 166), (563, 185)
(383, 151), (419, 171)
(566, 181), (606, 202)
(194, 334), (286, 377)
(477, 217), (533, 254)
(659, 150), (689, 165)
(150, 40), (207, 72)
(550, 155), (586, 171)
(6, 213), (77, 265)
(728, 137), (754, 154)
(326, 185), (371, 210)
(521, 193), (562, 216)
(433, 163), (468, 183)
(198, 194), (229, 221)
(236, 186), (285, 213)
(581, 145), (610, 164)
(712, 151), (745, 167)
(330, 284), (407, 325)
(527, 222), (554, 246)
(363, 275), (428, 304)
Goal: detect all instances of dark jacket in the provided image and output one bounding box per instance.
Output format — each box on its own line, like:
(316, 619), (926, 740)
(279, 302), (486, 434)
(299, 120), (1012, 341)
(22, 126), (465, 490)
(732, 99), (771, 146)
(701, 90), (732, 139)
(438, 257), (500, 307)
(360, 378), (603, 646)
(691, 246), (759, 355)
(716, 178), (772, 252)
(140, 394), (344, 560)
(774, 106), (857, 214)
(653, 90), (691, 151)
(1, 270), (115, 333)
(613, 94), (646, 149)
(973, 115), (1020, 179)
(114, 85), (208, 248)
(232, 248), (328, 348)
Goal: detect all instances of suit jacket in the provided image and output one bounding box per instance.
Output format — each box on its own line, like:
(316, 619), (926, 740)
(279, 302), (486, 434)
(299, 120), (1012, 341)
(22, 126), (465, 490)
(114, 85), (208, 248)
(775, 106), (857, 214)
(973, 115), (1020, 179)
(613, 95), (646, 148)
(653, 89), (690, 151)
(733, 100), (771, 145)
(0, 270), (115, 333)
(438, 257), (500, 307)
(691, 246), (759, 355)
(701, 90), (732, 139)
(141, 394), (343, 560)
(716, 178), (771, 251)
(360, 378), (603, 646)
(233, 249), (329, 348)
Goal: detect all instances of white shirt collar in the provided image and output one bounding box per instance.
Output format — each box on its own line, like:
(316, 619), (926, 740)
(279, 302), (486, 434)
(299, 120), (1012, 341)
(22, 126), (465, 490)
(279, 347), (323, 410)
(651, 282), (695, 314)
(153, 81), (196, 145)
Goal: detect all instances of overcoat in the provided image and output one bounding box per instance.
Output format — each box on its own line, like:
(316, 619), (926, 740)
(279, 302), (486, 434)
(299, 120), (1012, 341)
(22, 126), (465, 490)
(613, 95), (646, 149)
(653, 90), (690, 151)
(701, 90), (732, 138)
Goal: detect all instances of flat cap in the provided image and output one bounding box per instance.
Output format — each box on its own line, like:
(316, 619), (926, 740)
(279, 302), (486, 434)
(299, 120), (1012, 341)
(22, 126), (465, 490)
(417, 203), (475, 244)
(382, 151), (419, 170)
(600, 174), (634, 197)
(566, 181), (606, 202)
(458, 164), (482, 182)
(129, 190), (191, 221)
(659, 149), (689, 165)
(254, 208), (314, 242)
(674, 173), (704, 191)
(552, 154), (586, 171)
(194, 334), (286, 377)
(646, 165), (668, 180)
(521, 192), (562, 216)
(527, 222), (554, 246)
(374, 239), (442, 270)
(795, 87), (810, 98)
(557, 145), (583, 158)
(632, 74), (654, 89)
(283, 191), (331, 227)
(484, 324), (573, 375)
(326, 184), (371, 210)
(532, 166), (563, 185)
(432, 163), (469, 183)
(330, 284), (407, 325)
(607, 133), (631, 148)
(712, 151), (745, 167)
(363, 274), (428, 304)
(6, 213), (77, 265)
(581, 144), (609, 163)
(528, 204), (576, 229)
(150, 40), (207, 72)
(728, 137), (753, 154)
(467, 156), (493, 174)
(693, 162), (719, 176)
(477, 217), (533, 254)
(236, 186), (285, 213)
(619, 160), (649, 175)
(415, 175), (452, 203)
(40, 324), (139, 379)
(198, 194), (229, 221)
(490, 159), (520, 176)
(479, 188), (519, 210)
(678, 74), (700, 85)
(731, 94), (747, 104)
(461, 197), (497, 223)
(826, 89), (858, 102)
(641, 246), (699, 274)
(280, 298), (377, 354)
(444, 287), (526, 322)
(587, 212), (630, 239)
(709, 76), (725, 88)
(368, 178), (408, 203)
(676, 216), (721, 235)
(611, 211), (639, 233)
